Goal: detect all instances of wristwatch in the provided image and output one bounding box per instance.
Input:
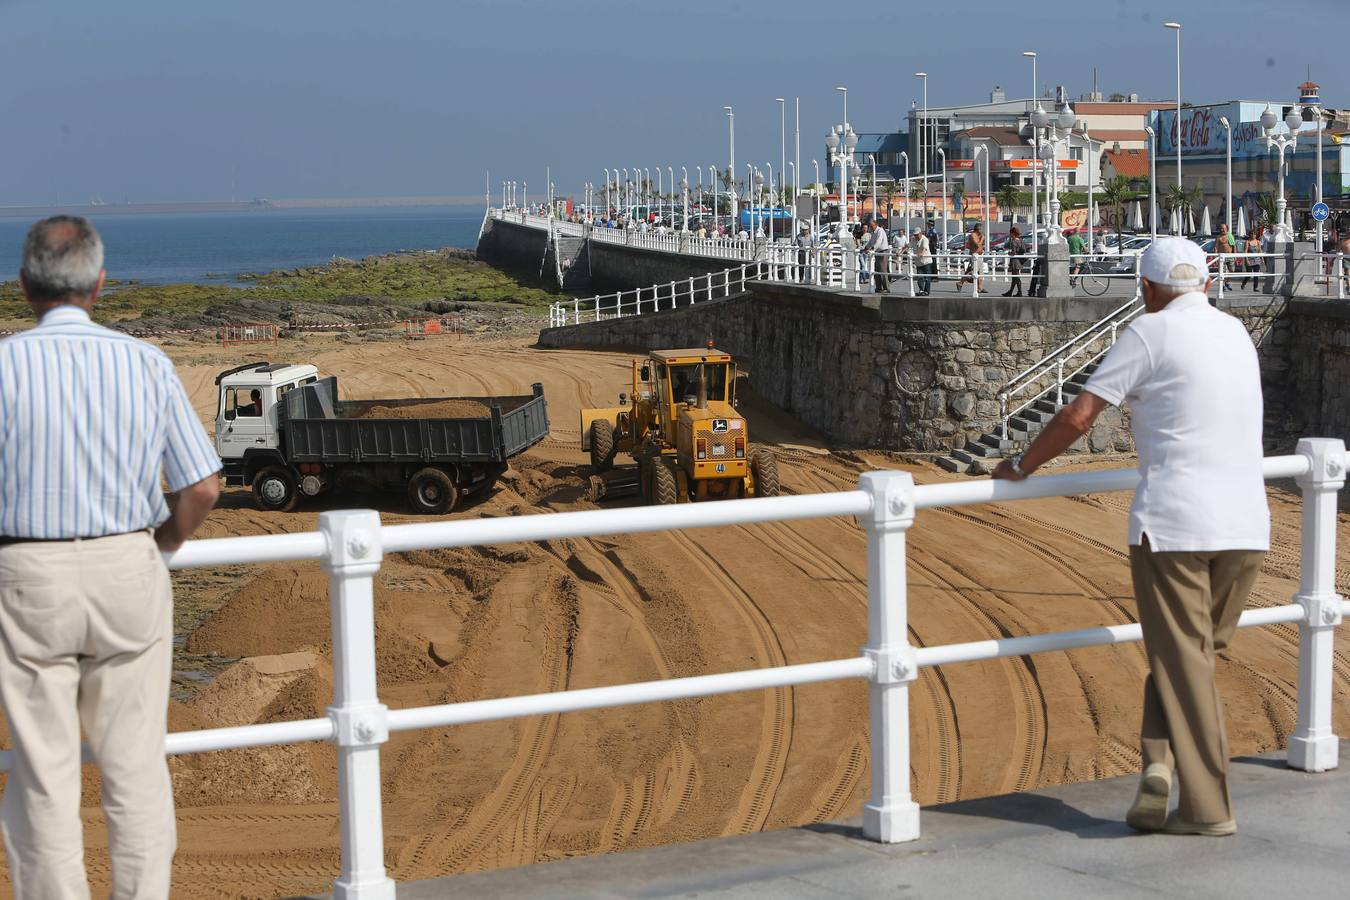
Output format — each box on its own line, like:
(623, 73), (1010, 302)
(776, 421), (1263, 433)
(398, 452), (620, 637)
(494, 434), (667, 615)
(1009, 454), (1030, 477)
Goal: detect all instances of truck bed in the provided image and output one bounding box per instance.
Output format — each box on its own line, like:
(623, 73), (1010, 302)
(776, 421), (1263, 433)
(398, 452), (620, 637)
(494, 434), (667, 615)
(280, 377), (549, 464)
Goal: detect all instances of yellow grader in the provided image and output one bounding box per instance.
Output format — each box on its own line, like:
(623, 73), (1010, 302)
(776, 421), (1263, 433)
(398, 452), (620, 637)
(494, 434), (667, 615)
(580, 345), (779, 504)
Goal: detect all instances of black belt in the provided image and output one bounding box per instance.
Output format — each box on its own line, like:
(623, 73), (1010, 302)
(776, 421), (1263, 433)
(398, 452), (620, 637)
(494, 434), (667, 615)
(0, 530), (148, 547)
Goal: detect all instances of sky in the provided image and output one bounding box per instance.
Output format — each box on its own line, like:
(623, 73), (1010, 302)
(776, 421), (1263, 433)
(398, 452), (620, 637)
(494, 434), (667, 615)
(0, 0), (1342, 206)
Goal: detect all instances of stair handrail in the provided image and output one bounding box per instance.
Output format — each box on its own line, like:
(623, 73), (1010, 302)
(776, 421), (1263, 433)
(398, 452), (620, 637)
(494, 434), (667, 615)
(996, 289), (1143, 439)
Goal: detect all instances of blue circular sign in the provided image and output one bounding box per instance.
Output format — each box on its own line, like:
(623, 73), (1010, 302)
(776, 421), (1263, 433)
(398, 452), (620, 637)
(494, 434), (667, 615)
(1312, 202), (1330, 221)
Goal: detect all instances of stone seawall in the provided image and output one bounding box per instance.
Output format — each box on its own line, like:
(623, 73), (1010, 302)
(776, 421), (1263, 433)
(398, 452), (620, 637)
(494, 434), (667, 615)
(539, 284), (1344, 455)
(540, 284), (1128, 451)
(476, 218), (548, 277)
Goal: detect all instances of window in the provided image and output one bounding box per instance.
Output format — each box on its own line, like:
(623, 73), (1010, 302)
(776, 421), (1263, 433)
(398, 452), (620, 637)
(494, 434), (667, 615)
(226, 387), (264, 419)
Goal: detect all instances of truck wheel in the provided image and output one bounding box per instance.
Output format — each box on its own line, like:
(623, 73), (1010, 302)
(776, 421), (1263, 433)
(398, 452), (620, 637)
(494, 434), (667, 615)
(651, 460), (678, 505)
(589, 419), (616, 472)
(409, 467), (459, 515)
(253, 466), (299, 512)
(750, 448), (780, 498)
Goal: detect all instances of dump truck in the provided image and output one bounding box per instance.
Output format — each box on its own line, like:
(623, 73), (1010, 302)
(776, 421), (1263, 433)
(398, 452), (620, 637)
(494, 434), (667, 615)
(214, 362), (549, 513)
(579, 345), (779, 503)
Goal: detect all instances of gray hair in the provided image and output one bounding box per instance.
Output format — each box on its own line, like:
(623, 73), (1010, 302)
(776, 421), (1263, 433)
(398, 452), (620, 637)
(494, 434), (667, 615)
(22, 216), (104, 301)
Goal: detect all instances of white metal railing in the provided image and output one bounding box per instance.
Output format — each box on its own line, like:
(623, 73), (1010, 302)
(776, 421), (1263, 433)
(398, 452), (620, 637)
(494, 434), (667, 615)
(4, 443), (1344, 898)
(547, 262), (766, 327)
(996, 292), (1144, 439)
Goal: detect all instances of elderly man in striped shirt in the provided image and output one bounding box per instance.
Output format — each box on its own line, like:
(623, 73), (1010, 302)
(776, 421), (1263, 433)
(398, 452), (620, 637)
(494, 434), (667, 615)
(0, 216), (220, 898)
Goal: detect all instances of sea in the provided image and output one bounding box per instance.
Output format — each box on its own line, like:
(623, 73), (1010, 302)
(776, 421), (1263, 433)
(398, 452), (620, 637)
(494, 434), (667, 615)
(0, 204), (486, 286)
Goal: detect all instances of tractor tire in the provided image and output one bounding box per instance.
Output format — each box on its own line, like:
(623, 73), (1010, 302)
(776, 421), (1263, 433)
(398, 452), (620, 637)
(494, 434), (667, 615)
(589, 419), (616, 472)
(253, 465), (300, 512)
(408, 467), (459, 515)
(750, 448), (780, 498)
(650, 460), (678, 505)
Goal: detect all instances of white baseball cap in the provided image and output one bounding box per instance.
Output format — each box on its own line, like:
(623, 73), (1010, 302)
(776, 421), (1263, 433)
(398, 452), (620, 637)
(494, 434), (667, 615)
(1139, 236), (1210, 287)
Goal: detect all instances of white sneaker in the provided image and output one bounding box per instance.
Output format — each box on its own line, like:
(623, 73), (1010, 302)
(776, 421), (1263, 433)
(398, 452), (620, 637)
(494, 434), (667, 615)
(1125, 763), (1172, 832)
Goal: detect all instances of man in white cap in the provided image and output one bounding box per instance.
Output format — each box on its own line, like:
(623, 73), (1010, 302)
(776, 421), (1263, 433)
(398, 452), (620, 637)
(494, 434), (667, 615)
(992, 236), (1267, 837)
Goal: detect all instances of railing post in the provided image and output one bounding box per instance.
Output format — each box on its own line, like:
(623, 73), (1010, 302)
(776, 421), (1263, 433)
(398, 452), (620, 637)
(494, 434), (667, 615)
(1288, 437), (1346, 772)
(860, 471), (921, 843)
(1055, 359), (1064, 407)
(320, 510), (395, 900)
(1338, 254), (1345, 301)
(1217, 254), (1225, 300)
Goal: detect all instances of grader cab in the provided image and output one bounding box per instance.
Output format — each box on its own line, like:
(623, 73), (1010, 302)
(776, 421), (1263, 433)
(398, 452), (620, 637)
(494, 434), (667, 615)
(580, 346), (779, 504)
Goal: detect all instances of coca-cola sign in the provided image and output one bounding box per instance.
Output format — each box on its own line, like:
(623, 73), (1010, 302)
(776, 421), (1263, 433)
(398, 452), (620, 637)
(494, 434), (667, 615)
(1156, 105), (1282, 158)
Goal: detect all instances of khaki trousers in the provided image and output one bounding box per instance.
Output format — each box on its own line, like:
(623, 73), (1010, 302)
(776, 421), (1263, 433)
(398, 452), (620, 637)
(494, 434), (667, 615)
(0, 532), (175, 899)
(1130, 536), (1264, 824)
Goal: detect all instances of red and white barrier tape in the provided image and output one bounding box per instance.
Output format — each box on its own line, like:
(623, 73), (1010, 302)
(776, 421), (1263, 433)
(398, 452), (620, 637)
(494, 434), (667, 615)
(1, 319), (421, 338)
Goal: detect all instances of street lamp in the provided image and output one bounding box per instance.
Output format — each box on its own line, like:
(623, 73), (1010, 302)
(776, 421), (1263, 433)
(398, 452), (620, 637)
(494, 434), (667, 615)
(667, 166), (675, 224)
(937, 147), (948, 249)
(1261, 103), (1304, 243)
(777, 98), (787, 214)
(1219, 117), (1233, 236)
(643, 168), (651, 220)
(724, 106), (737, 226)
(1164, 22), (1182, 193)
(788, 161), (796, 235)
(1309, 104), (1326, 252)
(749, 164), (759, 236)
(973, 145), (990, 247)
(709, 164), (718, 228)
(1023, 51), (1039, 253)
(1034, 101), (1076, 244)
(603, 168), (611, 215)
(681, 172), (689, 231)
(899, 151), (910, 233)
(1143, 127), (1157, 239)
(914, 72), (928, 196)
(764, 162), (775, 244)
(812, 159), (821, 235)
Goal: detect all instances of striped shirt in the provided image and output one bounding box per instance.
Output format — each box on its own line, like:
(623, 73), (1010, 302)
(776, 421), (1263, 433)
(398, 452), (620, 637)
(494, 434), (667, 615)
(0, 306), (221, 539)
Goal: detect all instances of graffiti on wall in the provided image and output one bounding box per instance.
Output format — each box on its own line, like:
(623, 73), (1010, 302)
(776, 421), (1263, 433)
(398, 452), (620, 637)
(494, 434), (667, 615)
(1156, 108), (1271, 158)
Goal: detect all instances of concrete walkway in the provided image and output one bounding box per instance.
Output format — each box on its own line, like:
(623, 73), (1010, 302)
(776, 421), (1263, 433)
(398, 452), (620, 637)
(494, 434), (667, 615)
(349, 743), (1348, 900)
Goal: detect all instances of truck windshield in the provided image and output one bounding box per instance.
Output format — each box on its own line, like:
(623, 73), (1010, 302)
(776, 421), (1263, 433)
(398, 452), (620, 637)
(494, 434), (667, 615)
(668, 364), (728, 404)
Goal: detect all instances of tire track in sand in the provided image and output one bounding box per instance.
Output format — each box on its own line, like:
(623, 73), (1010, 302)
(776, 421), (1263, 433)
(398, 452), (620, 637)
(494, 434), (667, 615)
(663, 529), (792, 834)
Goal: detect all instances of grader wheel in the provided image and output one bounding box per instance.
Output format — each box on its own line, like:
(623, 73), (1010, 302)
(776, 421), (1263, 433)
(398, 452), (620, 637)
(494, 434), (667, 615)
(750, 448), (780, 497)
(589, 419), (616, 472)
(651, 460), (679, 505)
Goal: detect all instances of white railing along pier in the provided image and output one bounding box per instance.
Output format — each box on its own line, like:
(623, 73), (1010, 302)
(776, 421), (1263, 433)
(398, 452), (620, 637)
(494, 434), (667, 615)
(16, 440), (1346, 897)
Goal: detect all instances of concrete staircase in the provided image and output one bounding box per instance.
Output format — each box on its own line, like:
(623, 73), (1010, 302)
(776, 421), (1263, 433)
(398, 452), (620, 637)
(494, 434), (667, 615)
(937, 361), (1101, 475)
(542, 228), (591, 291)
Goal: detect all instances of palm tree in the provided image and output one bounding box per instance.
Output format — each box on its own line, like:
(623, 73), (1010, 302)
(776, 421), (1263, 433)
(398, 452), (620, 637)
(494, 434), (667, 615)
(997, 184), (1019, 223)
(1099, 176), (1132, 239)
(1257, 193), (1280, 229)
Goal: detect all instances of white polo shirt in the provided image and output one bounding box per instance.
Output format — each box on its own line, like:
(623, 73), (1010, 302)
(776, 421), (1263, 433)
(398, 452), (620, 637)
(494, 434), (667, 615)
(1083, 292), (1269, 552)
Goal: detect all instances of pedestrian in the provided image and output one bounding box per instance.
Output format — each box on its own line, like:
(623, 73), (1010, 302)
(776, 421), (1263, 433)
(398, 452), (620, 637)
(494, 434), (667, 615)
(958, 224), (986, 293)
(1214, 222), (1235, 288)
(0, 217), (222, 896)
(1002, 226), (1027, 297)
(923, 219), (940, 289)
(993, 237), (1267, 837)
(1066, 227), (1086, 286)
(863, 217), (890, 293)
(909, 227), (932, 295)
(1240, 228), (1262, 290)
(794, 221), (815, 283)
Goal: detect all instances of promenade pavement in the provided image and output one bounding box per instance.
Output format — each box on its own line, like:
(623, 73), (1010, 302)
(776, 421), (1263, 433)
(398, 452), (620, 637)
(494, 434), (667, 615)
(309, 742), (1348, 899)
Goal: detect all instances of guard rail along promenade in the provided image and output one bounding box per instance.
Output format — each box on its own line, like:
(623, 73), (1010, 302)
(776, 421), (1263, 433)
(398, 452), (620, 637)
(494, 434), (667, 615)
(18, 441), (1346, 898)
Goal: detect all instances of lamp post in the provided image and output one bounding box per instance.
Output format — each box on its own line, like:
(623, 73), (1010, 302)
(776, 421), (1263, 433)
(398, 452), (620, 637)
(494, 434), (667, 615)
(1033, 101), (1076, 244)
(1219, 116), (1233, 235)
(1143, 127), (1157, 239)
(937, 147), (948, 250)
(749, 164), (759, 236)
(788, 161), (796, 236)
(709, 164), (718, 227)
(1023, 51), (1039, 253)
(777, 98), (787, 213)
(812, 159), (821, 235)
(973, 145), (990, 245)
(667, 166), (675, 224)
(724, 106), (737, 224)
(914, 72), (928, 199)
(833, 86), (856, 228)
(765, 162), (775, 244)
(602, 169), (610, 215)
(794, 97), (801, 220)
(1311, 104), (1325, 253)
(1084, 123), (1095, 247)
(899, 151), (910, 233)
(643, 168), (651, 220)
(522, 181), (527, 210)
(1164, 22), (1182, 194)
(545, 166), (550, 217)
(681, 173), (689, 231)
(1261, 103), (1304, 243)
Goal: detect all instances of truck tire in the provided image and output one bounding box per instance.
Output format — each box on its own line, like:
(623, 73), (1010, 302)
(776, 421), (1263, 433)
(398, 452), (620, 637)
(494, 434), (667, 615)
(750, 448), (780, 498)
(589, 419), (616, 472)
(651, 460), (678, 505)
(253, 466), (300, 512)
(408, 467), (459, 515)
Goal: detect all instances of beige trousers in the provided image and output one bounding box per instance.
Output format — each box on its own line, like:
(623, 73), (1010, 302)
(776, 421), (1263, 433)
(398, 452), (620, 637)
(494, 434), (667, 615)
(0, 532), (175, 899)
(1130, 536), (1264, 824)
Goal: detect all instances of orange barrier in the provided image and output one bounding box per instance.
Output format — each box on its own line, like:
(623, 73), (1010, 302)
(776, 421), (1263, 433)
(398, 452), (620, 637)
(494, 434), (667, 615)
(219, 323), (280, 344)
(403, 315), (463, 338)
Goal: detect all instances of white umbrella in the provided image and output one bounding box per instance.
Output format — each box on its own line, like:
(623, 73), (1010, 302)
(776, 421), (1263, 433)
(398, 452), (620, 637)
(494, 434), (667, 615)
(1236, 205), (1248, 238)
(1186, 205), (1196, 235)
(1129, 201), (1144, 231)
(1169, 207), (1181, 235)
(1199, 204), (1212, 236)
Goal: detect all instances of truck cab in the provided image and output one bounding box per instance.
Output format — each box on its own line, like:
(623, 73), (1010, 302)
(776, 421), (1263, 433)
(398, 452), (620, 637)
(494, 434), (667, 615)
(215, 362), (319, 484)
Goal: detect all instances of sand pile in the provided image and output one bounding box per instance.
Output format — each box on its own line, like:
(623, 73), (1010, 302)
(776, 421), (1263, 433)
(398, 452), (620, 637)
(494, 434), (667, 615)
(356, 399), (492, 419)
